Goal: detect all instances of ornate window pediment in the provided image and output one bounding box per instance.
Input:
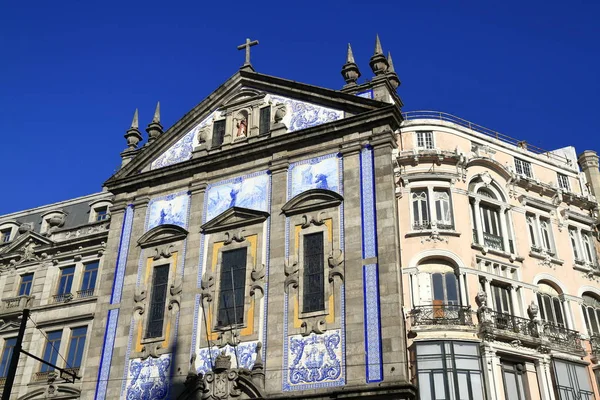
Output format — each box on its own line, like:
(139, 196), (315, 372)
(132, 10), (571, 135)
(201, 207), (270, 234)
(137, 224), (188, 248)
(0, 232), (54, 263)
(281, 189), (343, 216)
(219, 88), (266, 112)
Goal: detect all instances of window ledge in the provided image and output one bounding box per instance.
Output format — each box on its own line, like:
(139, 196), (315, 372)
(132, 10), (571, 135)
(529, 250), (564, 265)
(573, 263), (600, 274)
(406, 229), (461, 238)
(471, 243), (524, 262)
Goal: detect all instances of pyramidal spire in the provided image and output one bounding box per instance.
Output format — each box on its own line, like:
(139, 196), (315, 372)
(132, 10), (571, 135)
(130, 108), (139, 129)
(387, 52), (395, 72)
(152, 101), (160, 123)
(374, 34), (383, 55)
(369, 34), (388, 76)
(341, 43), (361, 87)
(147, 101), (164, 143)
(346, 43), (355, 64)
(386, 51), (400, 90)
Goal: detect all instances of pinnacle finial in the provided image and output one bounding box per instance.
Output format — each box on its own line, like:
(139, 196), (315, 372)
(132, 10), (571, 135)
(387, 52), (395, 72)
(130, 108), (139, 129)
(346, 43), (355, 64)
(341, 43), (361, 86)
(152, 102), (160, 123)
(386, 51), (401, 90)
(374, 34), (383, 55)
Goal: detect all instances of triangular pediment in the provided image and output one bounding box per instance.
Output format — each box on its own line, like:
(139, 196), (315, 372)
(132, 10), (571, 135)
(137, 224), (189, 248)
(0, 320), (21, 332)
(107, 69), (385, 187)
(0, 231), (54, 258)
(201, 207), (270, 234)
(281, 189), (344, 216)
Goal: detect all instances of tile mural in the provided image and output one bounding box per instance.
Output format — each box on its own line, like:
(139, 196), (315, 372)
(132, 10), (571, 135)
(284, 330), (344, 391)
(205, 172), (269, 222)
(196, 342), (258, 374)
(146, 192), (190, 231)
(124, 354), (171, 400)
(269, 95), (343, 132)
(289, 154), (339, 198)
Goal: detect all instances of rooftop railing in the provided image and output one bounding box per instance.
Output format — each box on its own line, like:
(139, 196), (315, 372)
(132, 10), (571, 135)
(401, 111), (571, 165)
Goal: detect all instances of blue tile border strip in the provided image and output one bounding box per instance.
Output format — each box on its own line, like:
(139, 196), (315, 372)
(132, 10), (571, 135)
(94, 308), (119, 400)
(110, 205), (134, 304)
(359, 146), (383, 383)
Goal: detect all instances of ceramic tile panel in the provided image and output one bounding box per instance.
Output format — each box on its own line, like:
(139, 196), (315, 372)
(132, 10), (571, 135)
(146, 191), (190, 231)
(205, 171), (269, 222)
(288, 153), (340, 199)
(124, 354), (171, 400)
(269, 94), (343, 132)
(196, 342), (258, 374)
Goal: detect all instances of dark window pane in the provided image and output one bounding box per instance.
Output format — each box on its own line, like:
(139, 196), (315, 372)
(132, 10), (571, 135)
(445, 274), (458, 302)
(303, 233), (325, 313)
(58, 267), (75, 295)
(212, 120), (226, 148)
(432, 273), (444, 301)
(81, 262), (99, 292)
(19, 273), (34, 296)
(259, 107), (271, 135)
(553, 297), (564, 326)
(41, 330), (62, 372)
(543, 296), (553, 323)
(0, 338), (17, 377)
(66, 327), (87, 368)
(146, 265), (169, 338)
(218, 248), (247, 326)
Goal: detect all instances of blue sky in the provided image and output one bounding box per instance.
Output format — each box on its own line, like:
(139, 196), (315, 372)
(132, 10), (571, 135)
(1, 0), (598, 214)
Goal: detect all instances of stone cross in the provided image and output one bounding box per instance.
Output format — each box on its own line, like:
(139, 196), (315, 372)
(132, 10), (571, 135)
(237, 38), (259, 67)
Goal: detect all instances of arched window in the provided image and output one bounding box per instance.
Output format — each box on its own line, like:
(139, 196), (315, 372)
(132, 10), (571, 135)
(540, 220), (553, 252)
(581, 293), (600, 336)
(412, 190), (429, 229)
(582, 233), (595, 264)
(434, 190), (453, 229)
(537, 282), (565, 327)
(527, 215), (538, 249)
(469, 180), (513, 253)
(569, 228), (581, 261)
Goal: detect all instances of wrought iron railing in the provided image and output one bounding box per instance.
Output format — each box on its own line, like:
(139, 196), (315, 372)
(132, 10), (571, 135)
(412, 220), (431, 230)
(53, 293), (72, 303)
(77, 289), (95, 298)
(590, 335), (600, 357)
(484, 310), (538, 337)
(544, 323), (583, 352)
(401, 111), (571, 165)
(483, 232), (504, 251)
(411, 305), (473, 327)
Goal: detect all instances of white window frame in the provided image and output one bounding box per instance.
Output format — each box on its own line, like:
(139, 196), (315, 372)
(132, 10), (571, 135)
(433, 189), (453, 229)
(514, 158), (533, 178)
(411, 189), (429, 229)
(557, 173), (571, 191)
(88, 200), (112, 224)
(409, 184), (455, 232)
(569, 226), (597, 266)
(416, 131), (434, 150)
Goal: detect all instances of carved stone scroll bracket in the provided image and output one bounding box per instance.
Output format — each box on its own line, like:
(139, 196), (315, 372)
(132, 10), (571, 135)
(328, 249), (344, 282)
(250, 263), (265, 299)
(200, 271), (215, 305)
(134, 287), (147, 315)
(283, 257), (299, 294)
(224, 230), (246, 245)
(216, 330), (240, 348)
(153, 244), (174, 260)
(169, 276), (183, 311)
(301, 212), (325, 229)
(301, 317), (327, 336)
(141, 342), (162, 360)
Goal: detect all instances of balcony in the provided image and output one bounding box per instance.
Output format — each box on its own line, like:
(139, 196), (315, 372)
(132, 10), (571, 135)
(543, 323), (583, 354)
(479, 310), (540, 344)
(410, 305), (474, 328)
(76, 289), (95, 299)
(52, 293), (73, 303)
(0, 295), (33, 316)
(478, 309), (583, 354)
(473, 230), (505, 252)
(589, 335), (600, 361)
(483, 232), (504, 251)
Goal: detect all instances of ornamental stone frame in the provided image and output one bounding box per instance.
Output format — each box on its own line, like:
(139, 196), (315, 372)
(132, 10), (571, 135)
(282, 189), (345, 336)
(199, 209), (268, 347)
(132, 224), (188, 359)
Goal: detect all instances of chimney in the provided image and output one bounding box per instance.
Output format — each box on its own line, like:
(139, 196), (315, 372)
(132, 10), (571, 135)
(578, 150), (600, 198)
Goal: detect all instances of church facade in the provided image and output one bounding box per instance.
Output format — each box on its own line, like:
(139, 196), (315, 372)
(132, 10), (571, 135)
(0, 37), (598, 400)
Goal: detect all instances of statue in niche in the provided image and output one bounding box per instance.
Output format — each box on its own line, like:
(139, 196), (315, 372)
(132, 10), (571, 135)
(236, 118), (247, 137)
